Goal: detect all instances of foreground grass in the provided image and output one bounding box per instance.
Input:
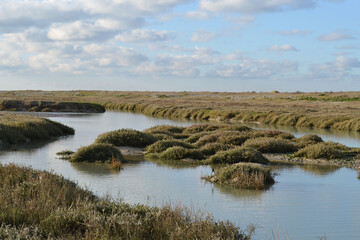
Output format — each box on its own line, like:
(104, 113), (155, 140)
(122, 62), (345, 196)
(0, 113), (74, 149)
(0, 164), (250, 240)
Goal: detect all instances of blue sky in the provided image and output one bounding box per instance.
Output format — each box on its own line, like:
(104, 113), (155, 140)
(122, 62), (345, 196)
(0, 0), (359, 91)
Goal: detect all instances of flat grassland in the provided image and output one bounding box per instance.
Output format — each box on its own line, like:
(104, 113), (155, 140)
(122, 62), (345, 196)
(1, 90), (360, 131)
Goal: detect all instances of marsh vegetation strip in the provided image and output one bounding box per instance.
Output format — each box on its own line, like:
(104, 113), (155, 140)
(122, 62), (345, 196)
(2, 90), (360, 132)
(0, 111), (360, 239)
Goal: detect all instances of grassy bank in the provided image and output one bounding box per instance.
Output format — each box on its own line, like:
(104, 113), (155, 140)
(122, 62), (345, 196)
(0, 100), (105, 113)
(1, 91), (360, 131)
(0, 164), (250, 239)
(0, 113), (74, 149)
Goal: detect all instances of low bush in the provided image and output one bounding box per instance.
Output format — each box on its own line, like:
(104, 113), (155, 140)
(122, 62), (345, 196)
(146, 140), (194, 153)
(296, 134), (323, 148)
(144, 125), (187, 139)
(293, 142), (344, 159)
(185, 132), (210, 144)
(200, 143), (234, 156)
(183, 124), (224, 134)
(242, 137), (298, 153)
(70, 143), (124, 163)
(195, 131), (250, 147)
(95, 129), (157, 147)
(204, 163), (275, 190)
(208, 147), (269, 164)
(159, 146), (205, 160)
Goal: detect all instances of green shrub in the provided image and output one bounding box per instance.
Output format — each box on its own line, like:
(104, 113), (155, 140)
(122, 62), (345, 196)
(95, 129), (157, 147)
(146, 140), (194, 153)
(296, 134), (323, 148)
(208, 147), (269, 164)
(242, 137), (298, 153)
(204, 163), (274, 190)
(159, 146), (205, 160)
(293, 142), (343, 159)
(248, 130), (294, 140)
(200, 143), (234, 155)
(70, 143), (124, 163)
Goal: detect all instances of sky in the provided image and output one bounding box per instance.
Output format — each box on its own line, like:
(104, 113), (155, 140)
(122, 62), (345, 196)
(0, 0), (359, 92)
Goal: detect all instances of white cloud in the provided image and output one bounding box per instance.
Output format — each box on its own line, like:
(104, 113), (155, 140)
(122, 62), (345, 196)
(311, 56), (360, 72)
(191, 29), (217, 42)
(268, 44), (298, 52)
(319, 31), (355, 41)
(210, 59), (298, 78)
(115, 29), (174, 43)
(186, 11), (210, 20)
(200, 0), (317, 13)
(278, 29), (312, 36)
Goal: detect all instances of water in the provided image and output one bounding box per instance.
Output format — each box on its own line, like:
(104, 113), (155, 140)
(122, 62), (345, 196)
(1, 111), (360, 239)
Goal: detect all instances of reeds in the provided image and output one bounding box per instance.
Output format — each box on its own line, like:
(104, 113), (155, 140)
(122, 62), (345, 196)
(0, 164), (248, 239)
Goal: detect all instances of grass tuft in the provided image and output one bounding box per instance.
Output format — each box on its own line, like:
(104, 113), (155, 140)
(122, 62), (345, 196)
(293, 142), (344, 159)
(95, 129), (157, 147)
(208, 147), (269, 164)
(204, 163), (275, 190)
(159, 146), (205, 160)
(70, 143), (124, 163)
(242, 137), (298, 153)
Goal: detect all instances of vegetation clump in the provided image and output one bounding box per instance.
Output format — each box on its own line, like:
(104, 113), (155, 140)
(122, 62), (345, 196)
(204, 163), (275, 190)
(0, 100), (105, 113)
(242, 137), (298, 153)
(200, 143), (234, 156)
(146, 139), (194, 154)
(159, 146), (205, 160)
(293, 142), (344, 159)
(95, 129), (157, 148)
(0, 113), (74, 149)
(144, 125), (186, 139)
(56, 150), (75, 160)
(70, 143), (124, 163)
(296, 134), (323, 148)
(208, 147), (269, 165)
(0, 164), (248, 239)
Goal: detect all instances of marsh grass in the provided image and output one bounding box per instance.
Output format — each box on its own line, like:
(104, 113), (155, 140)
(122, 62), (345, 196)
(0, 113), (74, 148)
(0, 164), (248, 239)
(0, 100), (105, 113)
(204, 163), (275, 190)
(146, 139), (194, 153)
(56, 150), (74, 160)
(208, 147), (269, 164)
(70, 143), (124, 163)
(200, 142), (234, 155)
(3, 91), (360, 132)
(242, 137), (298, 153)
(109, 157), (122, 170)
(293, 142), (344, 159)
(95, 129), (157, 147)
(144, 125), (187, 139)
(295, 134), (323, 148)
(159, 146), (205, 160)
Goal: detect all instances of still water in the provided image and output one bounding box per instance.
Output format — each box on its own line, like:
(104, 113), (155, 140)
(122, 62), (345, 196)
(1, 111), (360, 240)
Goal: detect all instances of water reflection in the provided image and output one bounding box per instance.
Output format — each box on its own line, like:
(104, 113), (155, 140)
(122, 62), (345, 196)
(71, 162), (121, 176)
(297, 164), (340, 176)
(208, 181), (267, 200)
